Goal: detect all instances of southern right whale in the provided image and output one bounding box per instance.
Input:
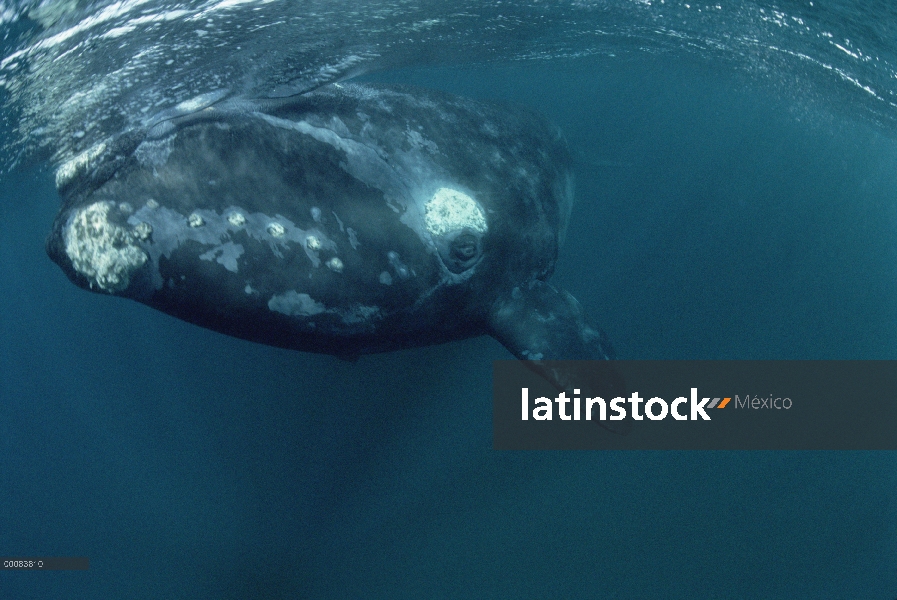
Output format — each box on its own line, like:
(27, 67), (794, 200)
(47, 82), (626, 427)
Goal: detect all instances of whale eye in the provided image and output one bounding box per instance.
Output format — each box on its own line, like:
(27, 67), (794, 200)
(437, 229), (483, 274)
(451, 234), (478, 261)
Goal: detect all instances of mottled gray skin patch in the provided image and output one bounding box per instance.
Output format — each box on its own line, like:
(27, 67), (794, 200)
(268, 291), (325, 316)
(269, 290), (380, 327)
(133, 135), (175, 168)
(347, 227), (360, 250)
(341, 304), (380, 324)
(199, 241), (244, 273)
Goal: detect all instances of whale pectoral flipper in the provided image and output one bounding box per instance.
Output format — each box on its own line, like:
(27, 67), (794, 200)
(488, 279), (631, 435)
(489, 279), (615, 361)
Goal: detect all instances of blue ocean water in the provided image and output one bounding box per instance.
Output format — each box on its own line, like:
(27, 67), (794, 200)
(2, 1), (897, 598)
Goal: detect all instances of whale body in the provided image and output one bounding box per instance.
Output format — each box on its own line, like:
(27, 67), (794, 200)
(47, 83), (620, 405)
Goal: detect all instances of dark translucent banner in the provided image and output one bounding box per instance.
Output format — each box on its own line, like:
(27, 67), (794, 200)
(493, 361), (897, 449)
(0, 557), (89, 570)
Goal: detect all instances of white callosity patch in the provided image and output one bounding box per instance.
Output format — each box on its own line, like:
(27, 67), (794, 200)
(424, 188), (487, 237)
(54, 142), (107, 190)
(133, 221), (153, 240)
(326, 257), (343, 272)
(387, 251), (411, 280)
(64, 201), (148, 292)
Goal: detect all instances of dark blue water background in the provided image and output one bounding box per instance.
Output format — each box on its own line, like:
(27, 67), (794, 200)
(1, 20), (896, 600)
